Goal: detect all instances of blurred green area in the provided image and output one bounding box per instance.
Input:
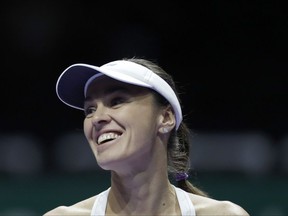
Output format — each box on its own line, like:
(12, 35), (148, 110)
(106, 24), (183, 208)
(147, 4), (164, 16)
(0, 171), (287, 216)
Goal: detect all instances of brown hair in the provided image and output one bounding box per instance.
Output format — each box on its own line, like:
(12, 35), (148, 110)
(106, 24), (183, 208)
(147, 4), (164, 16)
(124, 57), (208, 197)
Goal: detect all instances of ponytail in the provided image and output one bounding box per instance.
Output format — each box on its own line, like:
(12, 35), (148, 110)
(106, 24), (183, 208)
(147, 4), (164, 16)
(168, 123), (209, 197)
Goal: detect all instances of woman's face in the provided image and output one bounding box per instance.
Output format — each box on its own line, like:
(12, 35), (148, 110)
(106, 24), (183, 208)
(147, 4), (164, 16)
(83, 76), (166, 173)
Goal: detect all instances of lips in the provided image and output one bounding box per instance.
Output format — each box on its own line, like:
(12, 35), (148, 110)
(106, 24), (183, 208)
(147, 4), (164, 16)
(97, 132), (121, 145)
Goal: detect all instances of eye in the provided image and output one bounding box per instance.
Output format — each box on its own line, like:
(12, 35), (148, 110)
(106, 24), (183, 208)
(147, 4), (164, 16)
(110, 97), (126, 107)
(84, 106), (96, 118)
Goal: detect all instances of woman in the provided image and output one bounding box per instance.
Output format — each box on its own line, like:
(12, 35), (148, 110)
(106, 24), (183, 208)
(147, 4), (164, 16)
(44, 58), (249, 215)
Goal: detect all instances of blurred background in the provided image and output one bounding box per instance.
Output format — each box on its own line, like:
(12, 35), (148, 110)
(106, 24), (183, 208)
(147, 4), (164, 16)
(1, 1), (288, 215)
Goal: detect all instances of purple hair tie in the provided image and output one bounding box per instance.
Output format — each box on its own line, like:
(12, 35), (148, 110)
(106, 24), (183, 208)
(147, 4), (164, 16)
(175, 173), (189, 181)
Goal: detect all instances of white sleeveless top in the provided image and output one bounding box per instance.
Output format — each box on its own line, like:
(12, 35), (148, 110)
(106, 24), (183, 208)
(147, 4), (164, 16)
(91, 185), (196, 216)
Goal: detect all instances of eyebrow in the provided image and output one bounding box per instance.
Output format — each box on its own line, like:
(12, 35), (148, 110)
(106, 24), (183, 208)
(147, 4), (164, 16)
(84, 86), (129, 103)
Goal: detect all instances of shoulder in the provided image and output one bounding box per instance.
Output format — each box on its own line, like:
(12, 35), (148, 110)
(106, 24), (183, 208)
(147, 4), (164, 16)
(43, 195), (96, 216)
(188, 193), (250, 216)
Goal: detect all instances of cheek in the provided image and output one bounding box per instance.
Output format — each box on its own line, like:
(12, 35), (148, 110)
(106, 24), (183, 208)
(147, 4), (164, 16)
(134, 107), (161, 130)
(129, 110), (159, 140)
(83, 119), (91, 140)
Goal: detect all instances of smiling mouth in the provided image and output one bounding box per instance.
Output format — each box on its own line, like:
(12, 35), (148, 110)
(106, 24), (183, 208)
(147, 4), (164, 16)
(97, 132), (121, 145)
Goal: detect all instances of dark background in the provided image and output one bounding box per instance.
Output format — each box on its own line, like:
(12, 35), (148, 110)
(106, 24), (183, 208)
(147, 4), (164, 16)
(1, 1), (288, 215)
(2, 1), (288, 141)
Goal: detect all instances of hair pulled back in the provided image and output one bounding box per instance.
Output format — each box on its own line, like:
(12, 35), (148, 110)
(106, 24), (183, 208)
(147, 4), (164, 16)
(125, 57), (208, 197)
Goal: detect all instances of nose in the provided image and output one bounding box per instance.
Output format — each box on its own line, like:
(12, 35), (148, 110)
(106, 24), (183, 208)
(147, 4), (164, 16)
(90, 106), (112, 130)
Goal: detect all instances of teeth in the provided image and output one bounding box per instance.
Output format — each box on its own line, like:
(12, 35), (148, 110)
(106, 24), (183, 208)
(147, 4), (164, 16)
(97, 132), (120, 144)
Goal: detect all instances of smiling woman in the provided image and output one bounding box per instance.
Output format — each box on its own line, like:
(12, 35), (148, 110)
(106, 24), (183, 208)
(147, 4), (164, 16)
(44, 58), (250, 216)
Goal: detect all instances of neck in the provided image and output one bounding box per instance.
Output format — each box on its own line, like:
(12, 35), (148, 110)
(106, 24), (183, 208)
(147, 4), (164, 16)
(106, 172), (179, 215)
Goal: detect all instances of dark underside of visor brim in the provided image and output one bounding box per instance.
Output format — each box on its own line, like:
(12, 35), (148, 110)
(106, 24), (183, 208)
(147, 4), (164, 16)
(57, 66), (99, 109)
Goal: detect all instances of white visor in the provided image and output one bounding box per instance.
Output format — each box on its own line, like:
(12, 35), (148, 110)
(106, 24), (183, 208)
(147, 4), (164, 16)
(56, 60), (182, 130)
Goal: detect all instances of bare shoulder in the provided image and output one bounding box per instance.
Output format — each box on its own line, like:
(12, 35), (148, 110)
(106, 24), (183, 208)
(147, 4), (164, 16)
(189, 193), (250, 216)
(43, 195), (96, 216)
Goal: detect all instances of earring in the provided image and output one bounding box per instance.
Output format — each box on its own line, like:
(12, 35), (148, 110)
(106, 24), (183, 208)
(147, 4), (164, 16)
(162, 127), (169, 133)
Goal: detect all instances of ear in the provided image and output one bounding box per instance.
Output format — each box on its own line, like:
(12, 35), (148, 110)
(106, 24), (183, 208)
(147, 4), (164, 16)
(158, 106), (176, 134)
